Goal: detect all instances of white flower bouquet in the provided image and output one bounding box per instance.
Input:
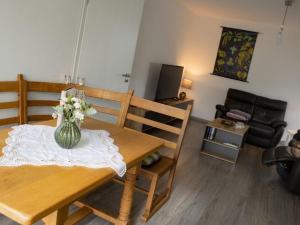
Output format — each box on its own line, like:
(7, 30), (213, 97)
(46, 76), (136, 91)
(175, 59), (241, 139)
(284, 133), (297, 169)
(52, 96), (96, 123)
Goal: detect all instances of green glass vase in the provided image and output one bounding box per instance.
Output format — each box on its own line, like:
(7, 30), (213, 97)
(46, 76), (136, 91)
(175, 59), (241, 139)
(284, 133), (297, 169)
(54, 121), (81, 149)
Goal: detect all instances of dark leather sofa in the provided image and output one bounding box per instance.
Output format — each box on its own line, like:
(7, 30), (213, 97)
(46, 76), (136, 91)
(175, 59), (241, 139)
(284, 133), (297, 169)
(215, 88), (287, 149)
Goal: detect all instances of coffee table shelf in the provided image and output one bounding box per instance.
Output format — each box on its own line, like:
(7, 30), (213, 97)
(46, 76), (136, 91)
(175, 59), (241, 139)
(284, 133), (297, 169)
(203, 138), (239, 151)
(201, 118), (249, 164)
(201, 150), (236, 164)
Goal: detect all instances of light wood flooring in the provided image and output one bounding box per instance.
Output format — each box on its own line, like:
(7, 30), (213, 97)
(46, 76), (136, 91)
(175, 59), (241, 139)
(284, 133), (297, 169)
(1, 119), (299, 225)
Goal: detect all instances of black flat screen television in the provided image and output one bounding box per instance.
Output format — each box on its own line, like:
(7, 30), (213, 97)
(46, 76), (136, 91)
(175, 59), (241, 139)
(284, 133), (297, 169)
(155, 64), (184, 101)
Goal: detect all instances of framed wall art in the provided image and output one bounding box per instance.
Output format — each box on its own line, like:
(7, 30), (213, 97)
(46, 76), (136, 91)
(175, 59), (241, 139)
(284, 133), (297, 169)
(212, 27), (258, 82)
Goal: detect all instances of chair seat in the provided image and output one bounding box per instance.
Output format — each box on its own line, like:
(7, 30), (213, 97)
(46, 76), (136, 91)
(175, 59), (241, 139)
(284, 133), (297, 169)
(141, 156), (175, 177)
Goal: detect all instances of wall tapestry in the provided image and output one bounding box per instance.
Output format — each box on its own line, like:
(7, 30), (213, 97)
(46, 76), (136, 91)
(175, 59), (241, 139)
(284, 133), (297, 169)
(212, 27), (258, 82)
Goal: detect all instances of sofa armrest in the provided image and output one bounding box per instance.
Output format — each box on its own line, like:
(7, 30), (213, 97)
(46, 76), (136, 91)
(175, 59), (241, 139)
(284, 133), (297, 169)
(271, 120), (288, 128)
(216, 104), (228, 114)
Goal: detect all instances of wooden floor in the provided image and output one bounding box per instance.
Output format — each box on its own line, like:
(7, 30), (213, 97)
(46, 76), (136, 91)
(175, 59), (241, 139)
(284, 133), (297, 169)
(1, 119), (300, 225)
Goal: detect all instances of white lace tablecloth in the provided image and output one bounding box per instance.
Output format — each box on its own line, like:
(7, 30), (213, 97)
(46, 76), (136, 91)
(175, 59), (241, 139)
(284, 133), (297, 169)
(0, 125), (126, 177)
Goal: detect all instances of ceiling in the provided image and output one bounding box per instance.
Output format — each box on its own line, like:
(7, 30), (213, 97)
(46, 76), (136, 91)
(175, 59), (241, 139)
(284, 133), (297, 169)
(179, 0), (300, 30)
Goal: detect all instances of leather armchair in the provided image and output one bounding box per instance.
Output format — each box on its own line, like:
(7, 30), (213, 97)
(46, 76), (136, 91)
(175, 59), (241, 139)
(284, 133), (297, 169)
(262, 130), (300, 194)
(215, 89), (287, 149)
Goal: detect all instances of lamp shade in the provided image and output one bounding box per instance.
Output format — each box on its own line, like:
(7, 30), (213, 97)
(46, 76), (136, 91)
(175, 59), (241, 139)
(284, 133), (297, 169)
(181, 78), (192, 89)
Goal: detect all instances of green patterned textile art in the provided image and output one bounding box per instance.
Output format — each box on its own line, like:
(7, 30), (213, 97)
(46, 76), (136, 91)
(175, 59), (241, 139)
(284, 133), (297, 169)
(212, 27), (258, 82)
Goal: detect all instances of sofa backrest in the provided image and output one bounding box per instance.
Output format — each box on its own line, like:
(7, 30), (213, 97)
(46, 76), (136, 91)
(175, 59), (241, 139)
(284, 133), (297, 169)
(252, 96), (287, 125)
(224, 88), (287, 124)
(225, 88), (256, 114)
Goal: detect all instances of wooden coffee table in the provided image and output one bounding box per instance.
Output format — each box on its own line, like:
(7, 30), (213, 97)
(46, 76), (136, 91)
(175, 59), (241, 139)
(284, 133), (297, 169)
(200, 118), (249, 164)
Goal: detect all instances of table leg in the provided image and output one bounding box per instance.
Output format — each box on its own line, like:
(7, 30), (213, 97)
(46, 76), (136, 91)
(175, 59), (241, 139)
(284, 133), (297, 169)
(117, 165), (139, 225)
(43, 205), (69, 225)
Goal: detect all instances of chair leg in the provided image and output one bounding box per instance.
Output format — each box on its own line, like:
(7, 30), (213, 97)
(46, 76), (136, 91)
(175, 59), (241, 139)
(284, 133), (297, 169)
(166, 165), (177, 197)
(143, 193), (170, 222)
(142, 165), (178, 222)
(142, 174), (158, 222)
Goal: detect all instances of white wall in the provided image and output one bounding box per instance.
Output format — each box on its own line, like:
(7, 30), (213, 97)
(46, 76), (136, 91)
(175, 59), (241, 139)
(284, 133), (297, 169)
(0, 0), (144, 87)
(130, 0), (300, 133)
(0, 0), (82, 121)
(0, 0), (144, 122)
(0, 0), (82, 82)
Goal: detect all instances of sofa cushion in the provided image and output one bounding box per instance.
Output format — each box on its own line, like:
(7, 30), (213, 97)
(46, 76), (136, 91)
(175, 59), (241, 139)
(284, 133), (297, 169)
(246, 133), (273, 149)
(225, 99), (254, 114)
(230, 109), (251, 120)
(227, 88), (256, 104)
(248, 121), (275, 139)
(226, 112), (248, 121)
(252, 96), (287, 125)
(255, 96), (287, 111)
(225, 89), (256, 114)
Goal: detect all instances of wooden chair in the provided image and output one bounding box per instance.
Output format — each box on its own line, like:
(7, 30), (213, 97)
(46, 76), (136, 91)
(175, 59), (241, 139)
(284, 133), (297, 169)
(25, 77), (133, 126)
(26, 80), (71, 123)
(77, 86), (133, 127)
(123, 96), (192, 221)
(0, 74), (26, 126)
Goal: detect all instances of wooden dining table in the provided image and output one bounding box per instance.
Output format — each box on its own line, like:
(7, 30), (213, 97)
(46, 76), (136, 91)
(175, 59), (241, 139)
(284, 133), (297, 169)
(0, 118), (163, 225)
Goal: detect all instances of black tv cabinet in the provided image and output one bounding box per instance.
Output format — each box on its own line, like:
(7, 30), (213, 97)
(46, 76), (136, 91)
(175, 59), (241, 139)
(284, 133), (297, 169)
(143, 98), (193, 131)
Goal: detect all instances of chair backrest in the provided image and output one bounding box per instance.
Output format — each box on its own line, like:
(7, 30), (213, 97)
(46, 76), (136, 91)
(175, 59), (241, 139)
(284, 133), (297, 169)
(125, 96), (192, 161)
(26, 81), (71, 122)
(0, 74), (25, 126)
(77, 86), (133, 127)
(0, 75), (133, 126)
